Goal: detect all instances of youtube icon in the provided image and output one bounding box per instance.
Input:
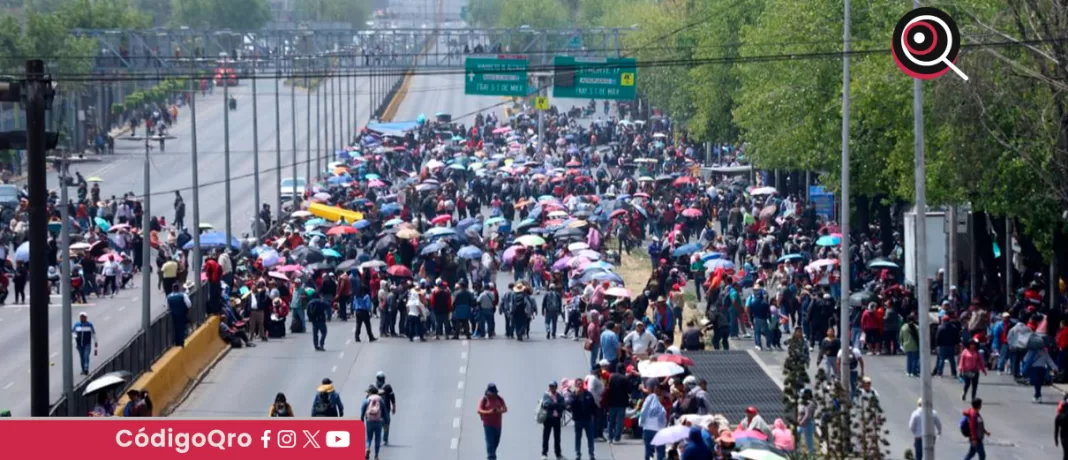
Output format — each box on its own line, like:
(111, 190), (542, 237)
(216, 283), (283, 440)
(325, 431), (350, 448)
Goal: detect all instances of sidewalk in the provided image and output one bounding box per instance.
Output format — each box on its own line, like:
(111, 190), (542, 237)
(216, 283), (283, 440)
(740, 336), (1060, 460)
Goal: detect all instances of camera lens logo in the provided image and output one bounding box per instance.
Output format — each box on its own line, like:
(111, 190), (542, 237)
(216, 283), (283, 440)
(276, 430), (297, 449)
(891, 7), (968, 81)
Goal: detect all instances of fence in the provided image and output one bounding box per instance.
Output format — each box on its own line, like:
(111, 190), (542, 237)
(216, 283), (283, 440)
(48, 283), (207, 417)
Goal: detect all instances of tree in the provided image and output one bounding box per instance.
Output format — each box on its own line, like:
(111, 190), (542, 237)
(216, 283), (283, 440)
(57, 0), (152, 30)
(169, 0), (271, 30)
(496, 0), (568, 29)
(781, 329), (810, 429)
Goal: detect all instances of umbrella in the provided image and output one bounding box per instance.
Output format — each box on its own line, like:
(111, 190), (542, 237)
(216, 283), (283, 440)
(85, 176), (103, 182)
(737, 449), (786, 460)
(93, 217), (110, 232)
(604, 287), (631, 298)
(568, 242), (590, 251)
(305, 218), (328, 228)
(555, 227), (585, 240)
(291, 246), (325, 264)
(650, 425), (691, 446)
(656, 354), (695, 366)
(82, 371), (132, 396)
(815, 235), (841, 246)
(849, 290), (876, 307)
(352, 220), (372, 229)
(457, 245), (482, 259)
(749, 186), (777, 196)
(672, 243), (702, 258)
(681, 208), (702, 218)
(552, 257), (572, 271)
(396, 228), (420, 240)
(867, 257), (900, 270)
(327, 226), (357, 236)
(387, 265), (413, 277)
(258, 250), (281, 268)
(108, 224), (132, 233)
(502, 245), (525, 265)
(321, 248), (342, 259)
(515, 235), (546, 247)
(267, 271), (289, 282)
(705, 259), (735, 271)
(70, 242), (91, 251)
(777, 253), (804, 263)
(275, 265), (303, 273)
(426, 227), (456, 238)
(807, 258), (838, 270)
(582, 271), (624, 285)
(700, 252), (724, 261)
(485, 216), (506, 226)
(306, 262), (335, 272)
(431, 215), (452, 225)
(336, 259), (360, 272)
(360, 260), (387, 269)
(420, 241), (446, 256)
(384, 218), (404, 227)
(291, 210), (313, 218)
(183, 231), (240, 250)
(638, 361), (685, 378)
(574, 249), (601, 261)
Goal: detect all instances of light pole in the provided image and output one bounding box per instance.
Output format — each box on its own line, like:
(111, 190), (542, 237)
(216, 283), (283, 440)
(251, 65), (262, 238)
(58, 152), (73, 415)
(222, 80), (232, 248)
(838, 0), (852, 392)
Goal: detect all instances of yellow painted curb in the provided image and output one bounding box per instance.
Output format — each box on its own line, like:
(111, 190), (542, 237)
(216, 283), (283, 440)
(114, 316), (227, 416)
(380, 32), (438, 122)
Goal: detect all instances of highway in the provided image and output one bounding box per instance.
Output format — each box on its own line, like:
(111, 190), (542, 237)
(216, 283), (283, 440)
(0, 70), (363, 416)
(173, 69), (637, 459)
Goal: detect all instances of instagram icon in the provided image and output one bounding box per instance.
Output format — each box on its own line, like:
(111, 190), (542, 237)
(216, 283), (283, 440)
(276, 430), (297, 448)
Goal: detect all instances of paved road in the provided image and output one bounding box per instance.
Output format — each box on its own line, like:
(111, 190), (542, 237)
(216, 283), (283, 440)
(0, 71), (364, 416)
(175, 70), (648, 460)
(744, 335), (1059, 459)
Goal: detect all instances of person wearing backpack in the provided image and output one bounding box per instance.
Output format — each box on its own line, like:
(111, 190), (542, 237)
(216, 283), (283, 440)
(361, 386), (385, 460)
(269, 392), (293, 417)
(307, 290), (330, 351)
(310, 378), (344, 417)
(538, 381), (566, 460)
(961, 398), (990, 460)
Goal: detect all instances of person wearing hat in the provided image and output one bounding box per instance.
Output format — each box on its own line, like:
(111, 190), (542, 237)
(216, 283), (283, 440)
(538, 381), (566, 459)
(72, 312), (97, 375)
(477, 383), (508, 460)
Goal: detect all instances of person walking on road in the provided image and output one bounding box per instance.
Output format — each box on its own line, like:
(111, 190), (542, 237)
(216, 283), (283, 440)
(167, 283), (191, 347)
(373, 372), (397, 445)
(477, 383), (508, 460)
(963, 398), (990, 460)
(72, 312), (97, 375)
(352, 289), (377, 342)
(568, 379), (598, 460)
(542, 283), (563, 339)
(311, 378), (344, 417)
(908, 398), (942, 460)
(360, 385), (385, 460)
(605, 366), (631, 444)
(639, 383), (667, 460)
(1055, 395), (1068, 460)
(959, 339), (987, 401)
(307, 290), (330, 351)
(538, 381), (566, 460)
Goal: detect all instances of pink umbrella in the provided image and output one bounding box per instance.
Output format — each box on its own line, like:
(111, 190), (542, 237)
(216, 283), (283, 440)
(367, 179), (386, 188)
(604, 286), (631, 298)
(681, 208), (702, 218)
(275, 264), (303, 273)
(492, 126), (512, 134)
(267, 271), (289, 282)
(733, 429), (768, 441)
(568, 257), (592, 269)
(551, 256), (572, 271)
(502, 245), (526, 265)
(96, 252), (117, 262)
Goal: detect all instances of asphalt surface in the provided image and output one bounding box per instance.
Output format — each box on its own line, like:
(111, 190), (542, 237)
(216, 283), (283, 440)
(0, 70), (364, 416)
(174, 69), (649, 460)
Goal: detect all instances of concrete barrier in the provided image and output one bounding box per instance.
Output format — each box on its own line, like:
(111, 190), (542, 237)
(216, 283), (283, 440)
(114, 316), (227, 416)
(380, 71), (414, 122)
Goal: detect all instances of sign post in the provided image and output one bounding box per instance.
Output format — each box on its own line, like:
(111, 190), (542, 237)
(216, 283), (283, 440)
(552, 56), (637, 100)
(464, 56), (529, 97)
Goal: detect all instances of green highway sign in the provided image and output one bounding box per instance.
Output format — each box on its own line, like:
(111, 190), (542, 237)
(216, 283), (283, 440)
(552, 56), (637, 100)
(464, 56), (529, 97)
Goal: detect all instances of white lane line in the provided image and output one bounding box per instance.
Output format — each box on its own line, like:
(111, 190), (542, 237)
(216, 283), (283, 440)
(459, 365), (466, 374)
(461, 339), (468, 346)
(2, 381), (13, 390)
(331, 365), (338, 373)
(457, 381), (464, 390)
(452, 417), (460, 428)
(450, 438), (458, 449)
(345, 339), (352, 345)
(454, 398), (462, 408)
(460, 351), (467, 360)
(49, 352), (58, 358)
(118, 306), (126, 312)
(103, 316), (111, 322)
(129, 296), (138, 301)
(338, 352), (344, 359)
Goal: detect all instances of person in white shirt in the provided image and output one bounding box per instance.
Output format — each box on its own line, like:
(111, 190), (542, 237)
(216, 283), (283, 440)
(908, 398), (942, 460)
(218, 251), (232, 286)
(102, 257), (119, 297)
(623, 322), (658, 359)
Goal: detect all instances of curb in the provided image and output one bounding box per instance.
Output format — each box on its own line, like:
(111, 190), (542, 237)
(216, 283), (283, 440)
(380, 71), (414, 122)
(163, 338), (232, 416)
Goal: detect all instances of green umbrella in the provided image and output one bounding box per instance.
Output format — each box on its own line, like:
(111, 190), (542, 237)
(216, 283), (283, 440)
(93, 217), (110, 232)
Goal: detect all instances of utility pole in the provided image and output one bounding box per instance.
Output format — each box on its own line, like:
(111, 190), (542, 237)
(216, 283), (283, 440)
(1006, 219), (1013, 305)
(26, 59), (55, 417)
(838, 0), (852, 392)
(331, 73), (338, 151)
(59, 150), (73, 415)
(188, 80), (203, 318)
(913, 3), (935, 460)
(316, 73), (322, 177)
(536, 74), (546, 154)
(251, 66), (262, 238)
(305, 67), (311, 183)
(346, 65), (352, 143)
(223, 81), (232, 249)
(947, 205), (957, 287)
(275, 70), (282, 214)
(291, 69), (298, 201)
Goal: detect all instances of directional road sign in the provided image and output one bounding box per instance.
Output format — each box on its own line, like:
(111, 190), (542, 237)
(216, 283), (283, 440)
(464, 56), (529, 97)
(552, 56), (637, 100)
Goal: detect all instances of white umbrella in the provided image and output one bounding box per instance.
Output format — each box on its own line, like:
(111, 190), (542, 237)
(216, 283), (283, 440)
(359, 260), (387, 269)
(568, 242), (590, 252)
(650, 425), (691, 446)
(259, 250), (281, 268)
(291, 210), (313, 218)
(82, 371), (132, 396)
(14, 241), (29, 262)
(749, 186), (777, 196)
(70, 242), (92, 251)
(637, 360), (685, 378)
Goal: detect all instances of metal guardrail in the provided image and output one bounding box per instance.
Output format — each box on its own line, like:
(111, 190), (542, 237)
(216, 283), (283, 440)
(48, 284), (207, 417)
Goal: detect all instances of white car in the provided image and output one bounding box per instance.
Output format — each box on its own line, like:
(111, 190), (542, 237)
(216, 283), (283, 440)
(280, 177), (306, 202)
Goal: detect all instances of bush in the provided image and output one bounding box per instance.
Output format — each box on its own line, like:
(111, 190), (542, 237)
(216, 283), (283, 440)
(111, 102), (125, 114)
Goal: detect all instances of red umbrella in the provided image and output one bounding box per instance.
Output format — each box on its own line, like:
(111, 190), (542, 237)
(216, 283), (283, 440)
(657, 354), (695, 366)
(565, 160), (581, 167)
(681, 208), (703, 218)
(387, 265), (413, 278)
(610, 209), (628, 219)
(431, 215), (452, 225)
(327, 226), (357, 236)
(96, 252), (117, 262)
(672, 176), (696, 187)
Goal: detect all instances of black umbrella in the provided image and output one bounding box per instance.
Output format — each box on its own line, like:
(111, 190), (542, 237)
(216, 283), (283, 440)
(555, 227), (585, 240)
(848, 290), (876, 307)
(306, 262), (335, 271)
(335, 259), (360, 272)
(292, 246), (325, 264)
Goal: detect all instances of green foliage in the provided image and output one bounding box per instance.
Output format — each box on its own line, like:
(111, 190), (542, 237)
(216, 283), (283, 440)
(169, 0), (271, 30)
(781, 331), (810, 428)
(466, 0), (503, 27)
(497, 0), (568, 29)
(111, 103), (125, 114)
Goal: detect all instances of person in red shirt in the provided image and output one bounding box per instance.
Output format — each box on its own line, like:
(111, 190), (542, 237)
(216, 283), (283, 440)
(203, 254), (222, 314)
(1057, 319), (1068, 372)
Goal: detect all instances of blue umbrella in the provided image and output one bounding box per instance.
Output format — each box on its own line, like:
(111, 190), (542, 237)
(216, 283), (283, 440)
(672, 243), (702, 258)
(457, 245), (482, 259)
(816, 235), (841, 246)
(380, 203), (401, 214)
(457, 217), (478, 230)
(183, 231), (241, 250)
(305, 218), (327, 228)
(582, 271), (624, 285)
(352, 220), (372, 229)
(322, 248), (342, 259)
(420, 241), (445, 255)
(326, 176), (350, 185)
(485, 216), (506, 226)
(448, 163), (467, 170)
(705, 259), (735, 271)
(364, 173), (381, 180)
(538, 195), (557, 202)
(250, 246), (273, 257)
(778, 253), (804, 263)
(94, 217), (110, 232)
(383, 218), (404, 227)
(700, 252), (724, 262)
(426, 227), (456, 238)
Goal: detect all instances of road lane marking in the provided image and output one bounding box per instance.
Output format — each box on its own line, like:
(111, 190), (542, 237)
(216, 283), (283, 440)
(459, 365), (465, 374)
(2, 381), (13, 390)
(338, 352), (344, 359)
(331, 365), (338, 373)
(450, 438), (458, 449)
(461, 339), (468, 346)
(118, 306), (126, 312)
(103, 316), (111, 321)
(457, 381), (464, 390)
(452, 417), (460, 428)
(460, 351), (467, 359)
(50, 352), (58, 358)
(454, 398), (462, 408)
(344, 339), (351, 345)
